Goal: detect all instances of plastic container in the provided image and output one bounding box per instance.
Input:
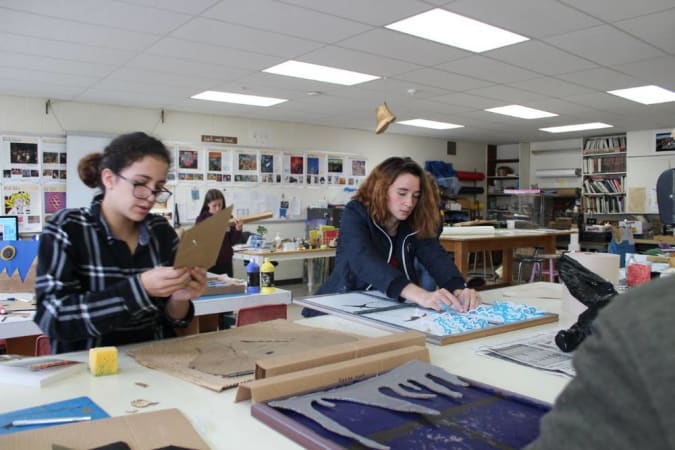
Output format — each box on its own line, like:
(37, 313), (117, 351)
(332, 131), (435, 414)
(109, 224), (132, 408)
(246, 260), (260, 294)
(260, 257), (275, 293)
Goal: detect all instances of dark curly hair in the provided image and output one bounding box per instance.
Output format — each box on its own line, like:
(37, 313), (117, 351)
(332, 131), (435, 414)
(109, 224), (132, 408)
(78, 132), (172, 189)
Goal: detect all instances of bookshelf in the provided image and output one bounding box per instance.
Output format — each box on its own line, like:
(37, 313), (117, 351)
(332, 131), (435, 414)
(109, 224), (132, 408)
(486, 144), (520, 220)
(582, 134), (627, 215)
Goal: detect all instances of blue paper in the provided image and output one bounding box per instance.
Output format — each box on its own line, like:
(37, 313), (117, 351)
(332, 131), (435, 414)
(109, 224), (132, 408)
(0, 396), (109, 435)
(0, 240), (39, 282)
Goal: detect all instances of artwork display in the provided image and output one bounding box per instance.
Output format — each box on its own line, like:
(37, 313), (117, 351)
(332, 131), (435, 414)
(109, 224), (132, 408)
(254, 360), (550, 450)
(294, 292), (558, 345)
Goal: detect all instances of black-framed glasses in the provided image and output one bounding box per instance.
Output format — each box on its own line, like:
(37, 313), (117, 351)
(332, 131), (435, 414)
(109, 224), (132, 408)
(116, 174), (172, 203)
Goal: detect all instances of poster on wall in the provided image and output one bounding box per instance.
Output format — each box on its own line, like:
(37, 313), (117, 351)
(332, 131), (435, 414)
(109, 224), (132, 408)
(176, 146), (204, 182)
(348, 158), (367, 187)
(234, 151), (259, 184)
(305, 153), (327, 186)
(3, 183), (43, 233)
(206, 148), (233, 184)
(260, 151), (283, 185)
(44, 186), (66, 215)
(41, 137), (68, 183)
(327, 155), (345, 185)
(2, 137), (40, 181)
(656, 131), (675, 152)
(283, 152), (305, 185)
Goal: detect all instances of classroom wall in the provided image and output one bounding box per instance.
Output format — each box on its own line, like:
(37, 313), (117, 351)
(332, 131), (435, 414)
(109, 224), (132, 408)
(626, 128), (675, 213)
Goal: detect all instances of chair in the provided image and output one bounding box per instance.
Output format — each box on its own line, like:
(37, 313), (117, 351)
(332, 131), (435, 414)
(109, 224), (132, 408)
(515, 247), (545, 283)
(34, 334), (51, 356)
(235, 304), (287, 327)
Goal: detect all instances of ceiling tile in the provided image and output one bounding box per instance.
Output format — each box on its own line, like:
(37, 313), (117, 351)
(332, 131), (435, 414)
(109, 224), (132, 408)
(508, 77), (597, 98)
(171, 18), (323, 58)
(115, 0), (219, 15)
(615, 8), (675, 54)
(447, 0), (602, 38)
(433, 92), (501, 110)
(437, 56), (539, 83)
(337, 29), (469, 67)
(486, 41), (597, 75)
(0, 32), (136, 65)
(298, 46), (420, 77)
(558, 0), (675, 22)
(556, 67), (645, 91)
(203, 0), (372, 42)
(545, 25), (666, 66)
(146, 38), (283, 70)
(465, 85), (554, 104)
(126, 54), (252, 81)
(0, 9), (157, 51)
(0, 51), (115, 77)
(0, 0), (191, 34)
(276, 0), (432, 26)
(612, 56), (675, 91)
(395, 68), (494, 91)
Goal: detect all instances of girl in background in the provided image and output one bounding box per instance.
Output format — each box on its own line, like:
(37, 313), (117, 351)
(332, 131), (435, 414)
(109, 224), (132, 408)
(195, 189), (243, 276)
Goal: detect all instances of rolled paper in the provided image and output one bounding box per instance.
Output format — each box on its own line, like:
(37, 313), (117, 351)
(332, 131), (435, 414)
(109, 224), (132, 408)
(535, 168), (581, 178)
(442, 226), (495, 235)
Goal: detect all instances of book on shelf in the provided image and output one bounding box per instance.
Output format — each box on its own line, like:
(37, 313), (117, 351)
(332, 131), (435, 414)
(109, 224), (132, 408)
(0, 357), (84, 387)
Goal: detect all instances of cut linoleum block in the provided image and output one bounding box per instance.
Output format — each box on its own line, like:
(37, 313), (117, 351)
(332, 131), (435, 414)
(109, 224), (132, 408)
(89, 346), (118, 376)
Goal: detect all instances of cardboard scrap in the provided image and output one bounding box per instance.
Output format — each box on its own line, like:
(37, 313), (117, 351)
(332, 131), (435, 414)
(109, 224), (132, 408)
(127, 320), (363, 392)
(0, 408), (208, 450)
(255, 330), (426, 379)
(174, 205), (233, 268)
(236, 345), (430, 403)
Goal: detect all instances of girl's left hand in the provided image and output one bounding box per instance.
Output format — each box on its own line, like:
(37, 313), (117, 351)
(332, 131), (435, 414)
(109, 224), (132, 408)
(233, 218), (243, 231)
(170, 267), (208, 302)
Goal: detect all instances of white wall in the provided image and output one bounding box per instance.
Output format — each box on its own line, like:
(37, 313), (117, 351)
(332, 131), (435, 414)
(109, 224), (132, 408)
(529, 139), (583, 189)
(626, 128), (675, 213)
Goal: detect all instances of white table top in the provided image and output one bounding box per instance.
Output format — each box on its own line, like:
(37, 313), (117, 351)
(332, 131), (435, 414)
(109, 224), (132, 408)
(0, 289), (292, 340)
(0, 282), (574, 449)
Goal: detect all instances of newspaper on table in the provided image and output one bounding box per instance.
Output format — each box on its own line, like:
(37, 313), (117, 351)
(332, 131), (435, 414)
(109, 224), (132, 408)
(476, 331), (576, 378)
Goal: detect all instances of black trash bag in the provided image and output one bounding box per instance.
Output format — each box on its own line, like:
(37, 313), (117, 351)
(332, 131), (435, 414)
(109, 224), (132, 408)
(555, 254), (619, 352)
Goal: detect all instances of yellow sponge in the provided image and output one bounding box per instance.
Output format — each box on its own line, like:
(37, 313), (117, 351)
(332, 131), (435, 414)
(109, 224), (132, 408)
(89, 346), (118, 376)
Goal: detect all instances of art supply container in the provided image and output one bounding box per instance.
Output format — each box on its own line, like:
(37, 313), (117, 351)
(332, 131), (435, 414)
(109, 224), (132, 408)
(246, 260), (260, 294)
(260, 257), (275, 293)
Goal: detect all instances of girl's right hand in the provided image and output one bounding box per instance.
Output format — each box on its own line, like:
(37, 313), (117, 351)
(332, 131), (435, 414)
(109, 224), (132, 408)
(140, 267), (191, 298)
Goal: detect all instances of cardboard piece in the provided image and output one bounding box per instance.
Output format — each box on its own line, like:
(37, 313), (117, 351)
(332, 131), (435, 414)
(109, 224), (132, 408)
(255, 330), (426, 379)
(204, 274), (246, 296)
(174, 205), (233, 268)
(0, 408), (209, 449)
(127, 320), (363, 392)
(236, 345), (429, 403)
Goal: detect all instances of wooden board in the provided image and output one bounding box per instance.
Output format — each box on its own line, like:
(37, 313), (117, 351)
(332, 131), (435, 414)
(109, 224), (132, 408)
(294, 292), (558, 346)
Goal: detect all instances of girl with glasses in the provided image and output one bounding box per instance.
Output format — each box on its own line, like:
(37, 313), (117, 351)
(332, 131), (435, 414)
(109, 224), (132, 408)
(35, 131), (207, 353)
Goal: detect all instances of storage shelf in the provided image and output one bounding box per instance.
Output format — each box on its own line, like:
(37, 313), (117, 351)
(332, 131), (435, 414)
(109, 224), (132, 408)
(583, 171), (626, 176)
(487, 175), (519, 180)
(495, 158), (519, 163)
(583, 192), (626, 196)
(583, 151), (626, 158)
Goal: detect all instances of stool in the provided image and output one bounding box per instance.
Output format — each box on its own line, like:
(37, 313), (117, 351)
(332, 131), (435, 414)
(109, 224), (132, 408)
(516, 255), (545, 283)
(539, 253), (561, 282)
(469, 251), (498, 281)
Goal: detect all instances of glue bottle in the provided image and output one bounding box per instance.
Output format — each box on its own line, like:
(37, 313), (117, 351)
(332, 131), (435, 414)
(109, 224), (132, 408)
(260, 257), (276, 293)
(246, 260), (260, 294)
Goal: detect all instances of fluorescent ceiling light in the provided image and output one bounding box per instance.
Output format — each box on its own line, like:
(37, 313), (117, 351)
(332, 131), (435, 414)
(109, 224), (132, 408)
(540, 122), (613, 133)
(386, 8), (529, 53)
(263, 60), (379, 86)
(398, 119), (464, 130)
(485, 105), (558, 119)
(191, 90), (287, 107)
(607, 85), (675, 105)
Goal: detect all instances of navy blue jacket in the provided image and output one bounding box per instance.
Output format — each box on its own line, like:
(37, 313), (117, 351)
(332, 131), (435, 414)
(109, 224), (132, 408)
(316, 200), (465, 299)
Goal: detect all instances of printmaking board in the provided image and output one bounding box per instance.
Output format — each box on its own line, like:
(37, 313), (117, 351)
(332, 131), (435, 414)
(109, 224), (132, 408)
(127, 320), (362, 391)
(295, 292), (558, 345)
(253, 360), (550, 450)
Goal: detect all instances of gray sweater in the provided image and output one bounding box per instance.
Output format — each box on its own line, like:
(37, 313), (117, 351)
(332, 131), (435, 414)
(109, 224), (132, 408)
(527, 275), (675, 450)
